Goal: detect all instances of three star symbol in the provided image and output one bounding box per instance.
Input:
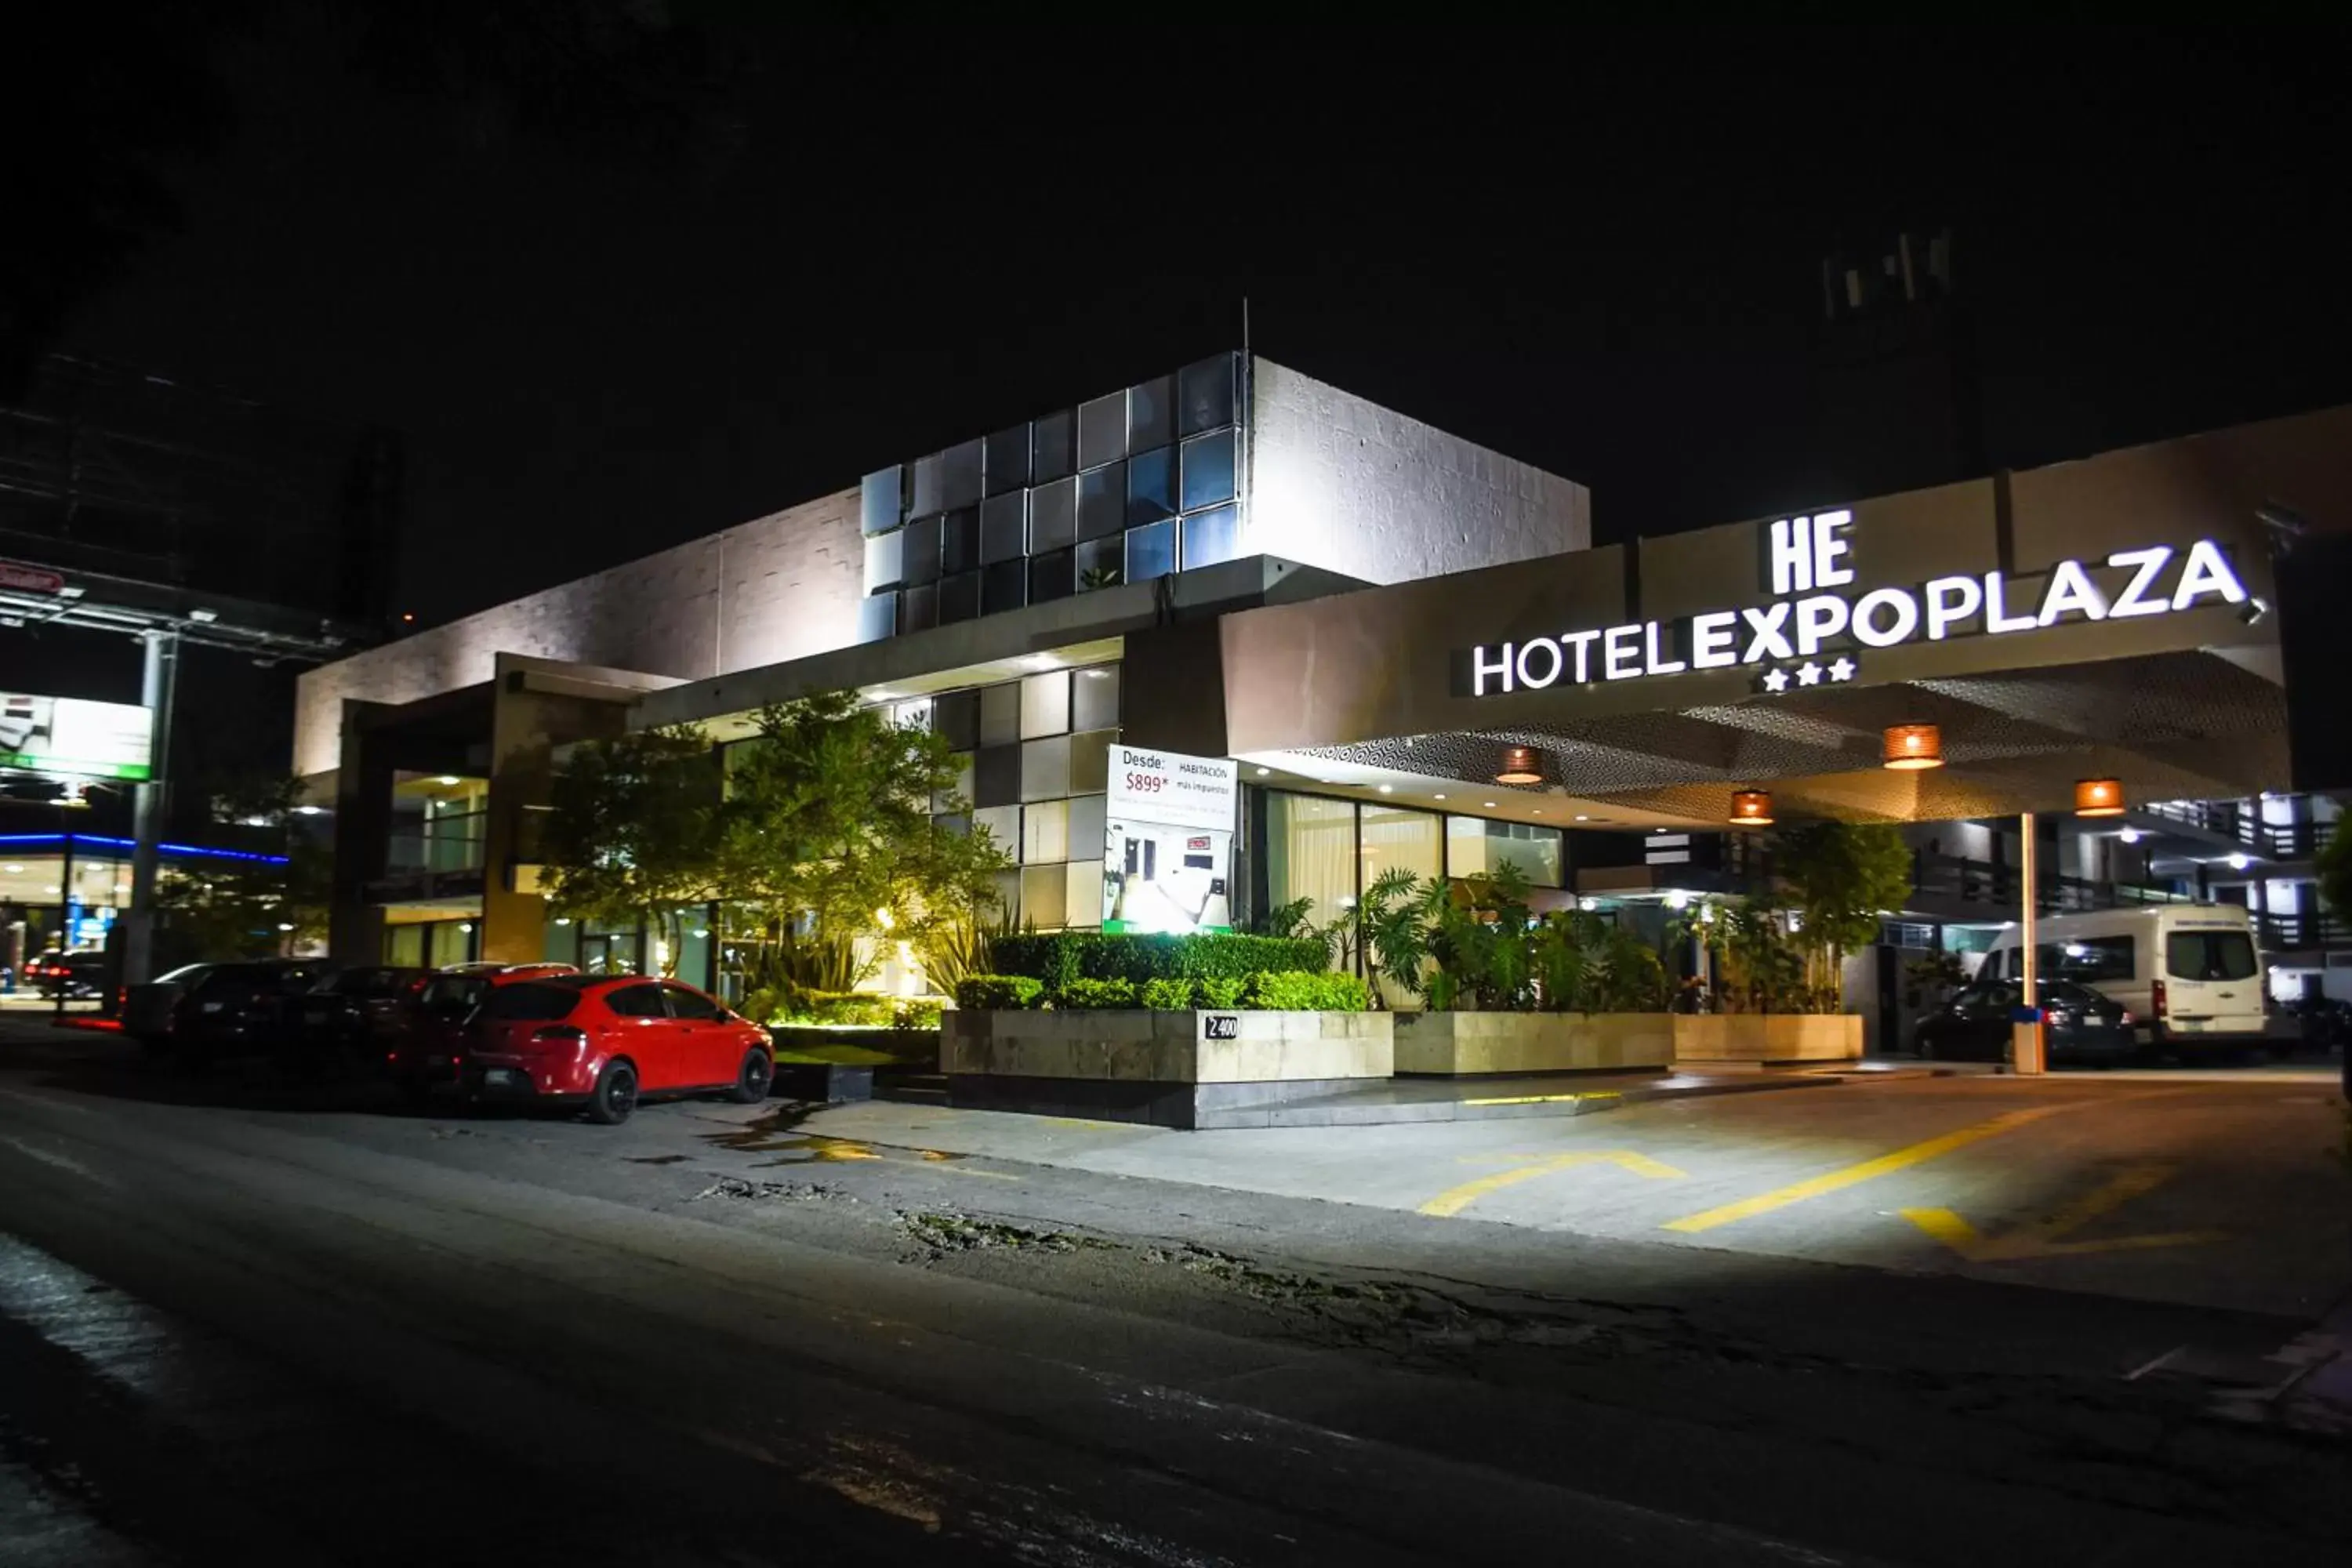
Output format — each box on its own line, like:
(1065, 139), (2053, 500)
(1759, 657), (1857, 695)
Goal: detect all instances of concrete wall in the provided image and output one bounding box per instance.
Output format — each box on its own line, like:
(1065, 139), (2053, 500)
(1392, 1011), (1673, 1074)
(294, 488), (862, 777)
(1246, 358), (1590, 586)
(946, 1008), (1394, 1084)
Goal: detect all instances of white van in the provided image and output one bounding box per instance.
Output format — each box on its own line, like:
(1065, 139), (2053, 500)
(1980, 905), (2270, 1057)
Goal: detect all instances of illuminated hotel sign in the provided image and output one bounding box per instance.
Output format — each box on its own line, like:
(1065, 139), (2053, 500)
(1465, 510), (2253, 698)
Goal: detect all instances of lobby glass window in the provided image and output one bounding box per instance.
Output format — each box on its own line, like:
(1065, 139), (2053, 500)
(908, 451), (944, 517)
(1178, 353), (1236, 436)
(1070, 728), (1115, 793)
(1068, 792), (1107, 858)
(1445, 816), (1563, 887)
(1022, 797), (1069, 862)
(862, 528), (903, 593)
(1076, 535), (1122, 590)
(1065, 860), (1104, 930)
(669, 914), (713, 993)
(1267, 793), (1357, 934)
(934, 750), (975, 814)
(899, 583), (937, 633)
(973, 804), (1021, 852)
(1020, 670), (1071, 738)
(1129, 375), (1173, 451)
(1127, 445), (1176, 525)
(973, 746), (1020, 808)
(899, 514), (941, 586)
(933, 690), (980, 750)
(1033, 408), (1076, 483)
(387, 924), (424, 967)
(1029, 476), (1076, 553)
(982, 557), (1027, 615)
(1360, 803), (1443, 883)
(1072, 663), (1119, 730)
(860, 466), (902, 535)
(1076, 462), (1124, 541)
(984, 423), (1030, 496)
(979, 491), (1026, 564)
(1077, 392), (1127, 470)
(857, 593), (895, 643)
(940, 506), (978, 576)
(979, 682), (1022, 746)
(542, 918), (576, 967)
(937, 571), (980, 626)
(1029, 547), (1074, 604)
(1020, 864), (1068, 929)
(1021, 735), (1072, 801)
(1181, 429), (1237, 511)
(1182, 504), (1240, 570)
(1125, 520), (1176, 583)
(939, 438), (983, 510)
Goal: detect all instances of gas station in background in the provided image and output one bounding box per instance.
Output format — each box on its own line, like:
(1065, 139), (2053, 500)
(1102, 745), (1239, 935)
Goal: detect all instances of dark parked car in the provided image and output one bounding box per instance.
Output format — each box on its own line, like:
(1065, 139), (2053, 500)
(170, 960), (333, 1066)
(2287, 994), (2350, 1052)
(289, 965), (430, 1058)
(122, 962), (224, 1050)
(28, 949), (107, 1000)
(1913, 978), (2136, 1064)
(385, 962), (579, 1102)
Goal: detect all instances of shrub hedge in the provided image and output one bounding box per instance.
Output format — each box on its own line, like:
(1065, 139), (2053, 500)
(952, 970), (1370, 1013)
(990, 931), (1327, 989)
(1057, 977), (1138, 1009)
(1242, 970), (1370, 1012)
(954, 975), (1047, 1010)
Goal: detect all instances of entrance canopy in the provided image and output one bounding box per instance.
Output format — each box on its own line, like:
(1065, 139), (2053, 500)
(1206, 407), (2350, 829)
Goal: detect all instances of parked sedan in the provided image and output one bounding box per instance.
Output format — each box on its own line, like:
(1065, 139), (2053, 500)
(1912, 978), (2136, 1064)
(289, 965), (430, 1058)
(29, 949), (107, 1000)
(171, 960), (335, 1066)
(385, 962), (579, 1102)
(122, 962), (223, 1051)
(463, 975), (771, 1124)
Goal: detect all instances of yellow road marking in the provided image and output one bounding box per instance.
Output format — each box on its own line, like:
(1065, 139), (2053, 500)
(1420, 1149), (1686, 1218)
(1462, 1090), (1622, 1107)
(1900, 1162), (2225, 1261)
(1660, 1102), (2079, 1234)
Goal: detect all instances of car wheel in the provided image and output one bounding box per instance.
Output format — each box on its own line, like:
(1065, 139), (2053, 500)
(728, 1047), (773, 1105)
(588, 1061), (638, 1125)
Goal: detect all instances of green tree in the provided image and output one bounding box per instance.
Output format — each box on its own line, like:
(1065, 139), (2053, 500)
(2318, 818), (2352, 928)
(1770, 821), (1915, 1002)
(539, 724), (724, 973)
(155, 775), (332, 960)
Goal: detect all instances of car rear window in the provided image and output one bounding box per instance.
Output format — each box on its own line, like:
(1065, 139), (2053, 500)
(331, 967), (412, 996)
(2166, 931), (2258, 983)
(481, 984), (581, 1022)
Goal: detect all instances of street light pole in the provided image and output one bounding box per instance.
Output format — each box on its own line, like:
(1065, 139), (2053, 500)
(121, 629), (181, 986)
(2013, 810), (2045, 1075)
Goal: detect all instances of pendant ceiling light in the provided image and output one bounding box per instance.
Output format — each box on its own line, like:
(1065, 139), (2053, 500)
(1881, 724), (1944, 771)
(1494, 745), (1543, 786)
(2074, 777), (2125, 818)
(1728, 789), (1774, 827)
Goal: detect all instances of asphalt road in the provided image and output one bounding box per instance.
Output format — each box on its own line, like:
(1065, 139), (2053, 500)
(2, 1024), (2347, 1566)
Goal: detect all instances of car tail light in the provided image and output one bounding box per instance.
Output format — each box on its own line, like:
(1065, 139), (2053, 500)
(2118, 1009), (2133, 1025)
(2150, 977), (2166, 1018)
(530, 1025), (587, 1046)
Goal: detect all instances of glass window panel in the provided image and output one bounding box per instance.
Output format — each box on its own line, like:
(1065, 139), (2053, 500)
(539, 917), (575, 967)
(1029, 476), (1076, 553)
(1076, 535), (1122, 591)
(933, 691), (980, 750)
(1181, 504), (1240, 570)
(982, 557), (1027, 615)
(1125, 520), (1176, 583)
(890, 697), (932, 732)
(1022, 797), (1069, 862)
(1178, 353), (1236, 437)
(979, 491), (1027, 564)
(1077, 392), (1127, 470)
(933, 750), (975, 814)
(1033, 409), (1076, 484)
(1128, 376), (1173, 451)
(857, 593), (896, 643)
(899, 582), (937, 633)
(1065, 861), (1104, 931)
(937, 571), (979, 625)
(909, 451), (944, 517)
(979, 683), (1022, 746)
(1029, 547), (1074, 605)
(387, 924), (423, 967)
(973, 804), (1022, 853)
(1070, 728), (1115, 794)
(984, 423), (1031, 496)
(1181, 430), (1237, 511)
(1445, 816), (1563, 887)
(862, 528), (903, 593)
(899, 514), (941, 586)
(1267, 793), (1356, 935)
(1072, 663), (1120, 730)
(973, 746), (1021, 808)
(1021, 735), (1072, 801)
(1076, 461), (1124, 542)
(1020, 670), (1071, 739)
(939, 438), (983, 510)
(860, 466), (902, 536)
(1068, 793), (1108, 859)
(940, 506), (978, 576)
(933, 811), (970, 838)
(1127, 445), (1176, 525)
(1360, 804), (1443, 882)
(1021, 864), (1068, 929)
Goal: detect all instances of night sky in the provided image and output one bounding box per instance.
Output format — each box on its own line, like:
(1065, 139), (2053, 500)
(37, 17), (2352, 633)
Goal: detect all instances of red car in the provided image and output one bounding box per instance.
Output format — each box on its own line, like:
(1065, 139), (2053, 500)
(463, 975), (772, 1123)
(387, 962), (580, 1102)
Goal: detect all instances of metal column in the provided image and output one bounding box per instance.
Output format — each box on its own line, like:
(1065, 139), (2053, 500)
(2012, 811), (2046, 1074)
(121, 630), (181, 986)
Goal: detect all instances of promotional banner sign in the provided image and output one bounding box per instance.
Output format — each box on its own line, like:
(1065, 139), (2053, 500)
(1101, 745), (1239, 934)
(0, 693), (154, 781)
(0, 561), (66, 594)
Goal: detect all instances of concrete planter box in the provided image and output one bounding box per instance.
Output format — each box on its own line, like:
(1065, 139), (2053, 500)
(1392, 1011), (1673, 1076)
(1671, 1013), (1863, 1068)
(945, 1008), (1393, 1128)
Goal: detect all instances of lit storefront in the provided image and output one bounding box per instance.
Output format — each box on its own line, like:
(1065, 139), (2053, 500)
(0, 833), (289, 980)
